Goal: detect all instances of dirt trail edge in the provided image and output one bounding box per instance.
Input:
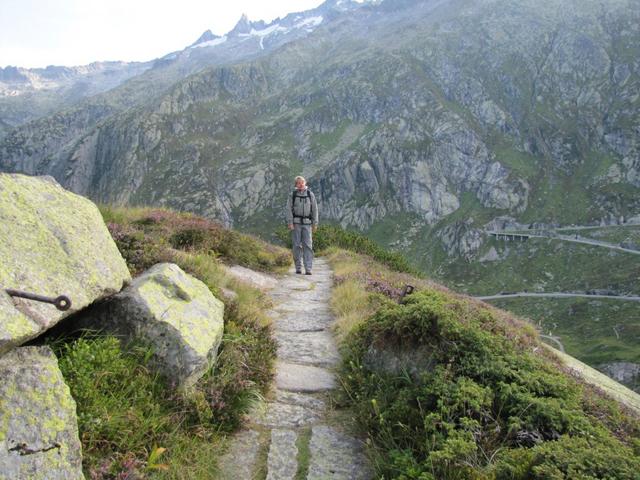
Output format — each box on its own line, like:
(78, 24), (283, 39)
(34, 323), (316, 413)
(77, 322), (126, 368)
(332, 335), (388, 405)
(218, 258), (372, 480)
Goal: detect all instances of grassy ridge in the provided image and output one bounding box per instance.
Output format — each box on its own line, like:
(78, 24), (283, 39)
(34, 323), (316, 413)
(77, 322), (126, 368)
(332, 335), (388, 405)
(327, 249), (640, 479)
(50, 206), (288, 478)
(278, 224), (421, 275)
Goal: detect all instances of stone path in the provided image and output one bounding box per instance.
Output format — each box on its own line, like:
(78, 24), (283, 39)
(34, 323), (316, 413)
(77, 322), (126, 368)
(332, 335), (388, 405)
(218, 258), (372, 479)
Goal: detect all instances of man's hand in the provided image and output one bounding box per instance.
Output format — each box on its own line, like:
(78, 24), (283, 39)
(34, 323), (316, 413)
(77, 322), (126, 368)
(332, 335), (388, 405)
(313, 225), (318, 233)
(288, 223), (294, 230)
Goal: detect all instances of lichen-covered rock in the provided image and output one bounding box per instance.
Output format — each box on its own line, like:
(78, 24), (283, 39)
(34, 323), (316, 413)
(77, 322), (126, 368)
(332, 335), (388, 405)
(0, 173), (131, 356)
(81, 263), (224, 389)
(0, 346), (83, 479)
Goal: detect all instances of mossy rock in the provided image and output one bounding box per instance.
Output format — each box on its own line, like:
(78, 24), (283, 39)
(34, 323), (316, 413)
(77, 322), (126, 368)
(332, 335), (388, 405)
(77, 263), (224, 390)
(0, 174), (131, 355)
(0, 346), (83, 479)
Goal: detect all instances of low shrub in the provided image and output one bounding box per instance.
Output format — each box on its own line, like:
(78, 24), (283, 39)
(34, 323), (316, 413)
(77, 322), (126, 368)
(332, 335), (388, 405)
(340, 290), (640, 479)
(102, 205), (289, 273)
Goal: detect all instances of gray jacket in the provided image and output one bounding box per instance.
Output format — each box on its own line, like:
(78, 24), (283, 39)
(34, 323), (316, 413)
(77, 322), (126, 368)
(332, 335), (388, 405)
(286, 188), (318, 225)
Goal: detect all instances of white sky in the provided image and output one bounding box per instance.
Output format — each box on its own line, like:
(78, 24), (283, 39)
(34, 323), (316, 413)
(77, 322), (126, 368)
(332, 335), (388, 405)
(0, 0), (324, 69)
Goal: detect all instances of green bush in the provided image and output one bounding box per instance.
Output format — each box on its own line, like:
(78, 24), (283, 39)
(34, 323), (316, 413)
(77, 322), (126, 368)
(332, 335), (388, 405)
(277, 224), (419, 275)
(340, 290), (640, 479)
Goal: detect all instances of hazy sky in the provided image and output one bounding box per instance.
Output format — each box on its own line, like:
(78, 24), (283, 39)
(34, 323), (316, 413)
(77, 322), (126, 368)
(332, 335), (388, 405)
(0, 0), (324, 68)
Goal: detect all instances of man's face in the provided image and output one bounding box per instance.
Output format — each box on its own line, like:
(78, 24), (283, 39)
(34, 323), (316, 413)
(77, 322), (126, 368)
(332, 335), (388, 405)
(296, 179), (306, 190)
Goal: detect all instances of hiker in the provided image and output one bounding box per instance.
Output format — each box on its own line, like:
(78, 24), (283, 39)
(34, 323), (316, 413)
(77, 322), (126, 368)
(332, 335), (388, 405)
(286, 176), (318, 275)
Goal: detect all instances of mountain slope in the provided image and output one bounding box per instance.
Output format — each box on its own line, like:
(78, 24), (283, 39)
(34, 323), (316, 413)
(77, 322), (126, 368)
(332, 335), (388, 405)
(2, 0), (638, 227)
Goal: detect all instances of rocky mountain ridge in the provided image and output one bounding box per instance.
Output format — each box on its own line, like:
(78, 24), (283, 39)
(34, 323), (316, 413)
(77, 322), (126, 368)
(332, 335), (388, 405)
(2, 0), (638, 236)
(0, 0), (380, 141)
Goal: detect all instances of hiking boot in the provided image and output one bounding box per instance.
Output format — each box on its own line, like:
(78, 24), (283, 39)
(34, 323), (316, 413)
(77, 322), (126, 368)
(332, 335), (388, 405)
(305, 271), (312, 275)
(296, 269), (302, 274)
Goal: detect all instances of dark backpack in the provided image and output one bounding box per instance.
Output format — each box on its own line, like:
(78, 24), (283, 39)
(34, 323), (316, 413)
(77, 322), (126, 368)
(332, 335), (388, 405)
(291, 189), (314, 222)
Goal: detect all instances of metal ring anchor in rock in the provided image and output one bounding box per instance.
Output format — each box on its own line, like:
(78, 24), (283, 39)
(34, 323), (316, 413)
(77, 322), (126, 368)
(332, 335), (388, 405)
(5, 289), (73, 311)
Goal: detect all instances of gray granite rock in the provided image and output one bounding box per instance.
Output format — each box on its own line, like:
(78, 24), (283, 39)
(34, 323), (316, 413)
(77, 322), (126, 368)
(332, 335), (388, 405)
(0, 173), (131, 356)
(275, 331), (340, 367)
(254, 402), (322, 428)
(225, 265), (278, 290)
(274, 390), (326, 411)
(276, 361), (336, 392)
(308, 426), (372, 480)
(77, 263), (224, 390)
(0, 346), (84, 479)
(271, 309), (333, 332)
(266, 429), (298, 480)
(217, 429), (263, 480)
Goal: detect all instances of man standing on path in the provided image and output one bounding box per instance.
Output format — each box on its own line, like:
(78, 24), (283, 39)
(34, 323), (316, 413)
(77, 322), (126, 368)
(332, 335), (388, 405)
(286, 176), (318, 275)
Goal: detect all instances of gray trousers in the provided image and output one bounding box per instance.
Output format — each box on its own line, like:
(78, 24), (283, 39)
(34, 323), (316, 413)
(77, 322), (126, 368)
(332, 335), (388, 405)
(292, 224), (313, 271)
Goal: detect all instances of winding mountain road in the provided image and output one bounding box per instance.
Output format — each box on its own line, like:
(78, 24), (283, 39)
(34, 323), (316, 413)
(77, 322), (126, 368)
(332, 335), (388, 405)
(476, 292), (640, 302)
(487, 230), (640, 255)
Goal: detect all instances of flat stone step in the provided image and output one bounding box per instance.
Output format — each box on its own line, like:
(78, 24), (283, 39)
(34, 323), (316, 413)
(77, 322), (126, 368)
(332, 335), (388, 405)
(271, 310), (333, 332)
(275, 331), (340, 367)
(266, 429), (298, 480)
(217, 429), (263, 480)
(276, 361), (336, 392)
(275, 390), (326, 410)
(308, 425), (372, 480)
(274, 301), (330, 311)
(253, 401), (322, 428)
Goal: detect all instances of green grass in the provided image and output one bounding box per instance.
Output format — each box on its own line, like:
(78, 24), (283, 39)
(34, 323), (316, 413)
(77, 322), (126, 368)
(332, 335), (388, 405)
(53, 334), (225, 477)
(295, 427), (313, 480)
(489, 297), (640, 368)
(311, 120), (350, 153)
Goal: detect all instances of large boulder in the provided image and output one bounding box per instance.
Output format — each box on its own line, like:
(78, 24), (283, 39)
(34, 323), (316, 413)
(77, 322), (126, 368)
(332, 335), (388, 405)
(0, 173), (131, 355)
(0, 346), (83, 479)
(80, 263), (224, 390)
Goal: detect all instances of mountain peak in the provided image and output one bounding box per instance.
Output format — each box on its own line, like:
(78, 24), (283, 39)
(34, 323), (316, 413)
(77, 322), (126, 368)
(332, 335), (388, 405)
(229, 13), (252, 36)
(191, 29), (219, 47)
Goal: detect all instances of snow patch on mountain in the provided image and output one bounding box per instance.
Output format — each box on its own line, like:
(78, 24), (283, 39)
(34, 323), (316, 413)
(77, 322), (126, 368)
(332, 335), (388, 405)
(192, 36), (228, 49)
(295, 16), (324, 30)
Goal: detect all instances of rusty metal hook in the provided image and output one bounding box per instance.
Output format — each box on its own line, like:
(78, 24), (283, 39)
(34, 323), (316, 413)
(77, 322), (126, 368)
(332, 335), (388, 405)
(5, 289), (72, 311)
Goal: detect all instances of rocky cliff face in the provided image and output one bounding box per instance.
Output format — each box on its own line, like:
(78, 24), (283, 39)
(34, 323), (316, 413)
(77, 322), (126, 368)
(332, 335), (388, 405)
(0, 0), (638, 243)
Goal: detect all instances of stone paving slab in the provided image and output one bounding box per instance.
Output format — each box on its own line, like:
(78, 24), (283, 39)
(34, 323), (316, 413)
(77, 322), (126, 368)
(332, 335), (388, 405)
(221, 258), (371, 479)
(308, 425), (372, 480)
(217, 429), (263, 480)
(275, 331), (340, 367)
(275, 390), (327, 411)
(271, 310), (333, 332)
(266, 429), (298, 480)
(254, 402), (322, 428)
(275, 299), (330, 311)
(276, 361), (336, 392)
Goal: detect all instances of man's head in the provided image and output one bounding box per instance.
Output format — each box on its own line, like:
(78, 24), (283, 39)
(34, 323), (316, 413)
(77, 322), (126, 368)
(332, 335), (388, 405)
(295, 175), (306, 191)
